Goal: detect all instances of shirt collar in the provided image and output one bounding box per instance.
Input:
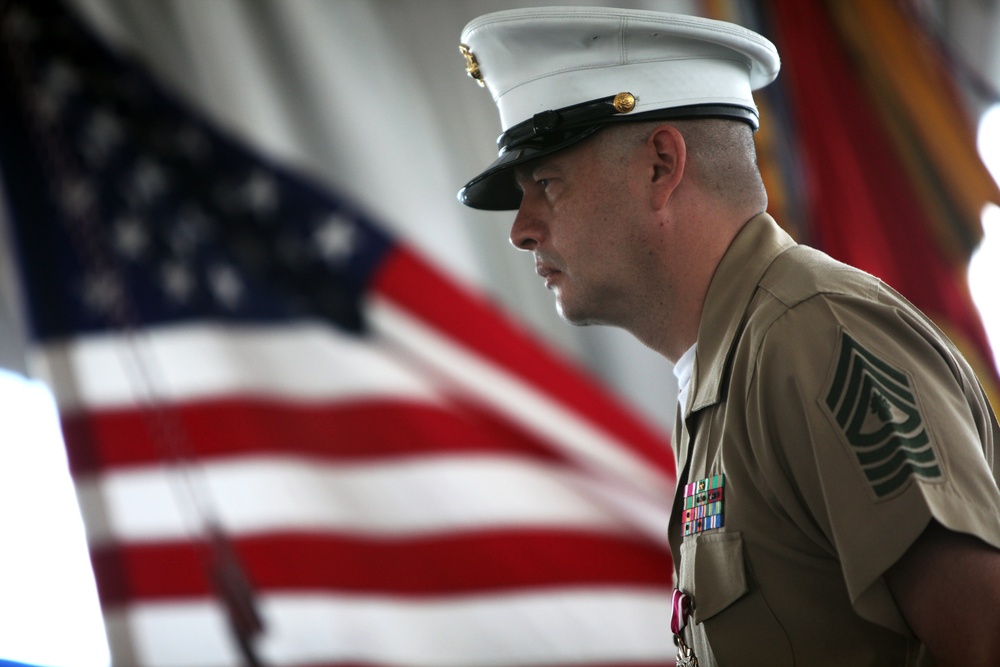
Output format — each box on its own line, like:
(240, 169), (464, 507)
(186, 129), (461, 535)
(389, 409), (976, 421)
(689, 212), (797, 412)
(674, 342), (698, 413)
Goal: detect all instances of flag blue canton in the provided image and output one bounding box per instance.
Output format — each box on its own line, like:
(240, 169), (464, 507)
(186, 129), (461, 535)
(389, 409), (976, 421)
(0, 0), (393, 341)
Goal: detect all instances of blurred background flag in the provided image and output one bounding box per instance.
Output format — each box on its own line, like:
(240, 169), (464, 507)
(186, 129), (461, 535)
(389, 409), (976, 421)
(0, 1), (676, 665)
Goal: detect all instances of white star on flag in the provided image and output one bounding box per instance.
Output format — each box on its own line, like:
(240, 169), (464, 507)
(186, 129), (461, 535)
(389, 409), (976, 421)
(314, 213), (358, 263)
(241, 169), (279, 215)
(208, 262), (245, 310)
(160, 261), (196, 304)
(113, 216), (149, 260)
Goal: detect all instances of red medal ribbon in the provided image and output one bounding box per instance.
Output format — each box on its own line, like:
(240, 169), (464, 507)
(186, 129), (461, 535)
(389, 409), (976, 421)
(670, 589), (692, 635)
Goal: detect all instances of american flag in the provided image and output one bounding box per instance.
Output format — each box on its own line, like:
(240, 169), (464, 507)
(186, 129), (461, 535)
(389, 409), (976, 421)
(0, 1), (676, 665)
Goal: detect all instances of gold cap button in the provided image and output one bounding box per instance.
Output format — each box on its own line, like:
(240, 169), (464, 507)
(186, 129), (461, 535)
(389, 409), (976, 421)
(613, 92), (636, 113)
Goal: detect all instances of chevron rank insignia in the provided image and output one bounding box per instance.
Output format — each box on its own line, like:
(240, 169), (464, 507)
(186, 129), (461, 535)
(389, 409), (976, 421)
(682, 474), (725, 536)
(824, 332), (942, 498)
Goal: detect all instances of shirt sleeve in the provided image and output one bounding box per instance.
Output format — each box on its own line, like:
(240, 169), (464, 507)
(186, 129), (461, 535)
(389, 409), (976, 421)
(747, 285), (1000, 635)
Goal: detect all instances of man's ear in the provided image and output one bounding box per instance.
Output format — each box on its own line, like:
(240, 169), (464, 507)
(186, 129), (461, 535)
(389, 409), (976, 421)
(647, 124), (686, 210)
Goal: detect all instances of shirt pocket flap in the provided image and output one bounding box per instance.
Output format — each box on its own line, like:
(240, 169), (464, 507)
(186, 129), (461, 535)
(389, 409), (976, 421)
(682, 532), (749, 624)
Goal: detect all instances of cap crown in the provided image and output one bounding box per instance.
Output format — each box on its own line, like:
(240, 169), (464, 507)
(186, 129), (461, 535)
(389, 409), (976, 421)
(460, 7), (780, 131)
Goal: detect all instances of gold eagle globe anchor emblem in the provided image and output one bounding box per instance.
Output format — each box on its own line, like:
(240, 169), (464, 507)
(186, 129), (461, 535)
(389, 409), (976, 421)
(459, 44), (485, 87)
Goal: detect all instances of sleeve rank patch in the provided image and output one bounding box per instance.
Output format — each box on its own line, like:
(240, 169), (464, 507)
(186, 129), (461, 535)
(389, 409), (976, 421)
(682, 474), (725, 536)
(825, 332), (942, 498)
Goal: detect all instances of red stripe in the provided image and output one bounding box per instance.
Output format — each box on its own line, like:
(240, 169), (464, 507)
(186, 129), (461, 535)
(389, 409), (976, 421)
(91, 530), (672, 604)
(371, 247), (675, 479)
(62, 397), (567, 475)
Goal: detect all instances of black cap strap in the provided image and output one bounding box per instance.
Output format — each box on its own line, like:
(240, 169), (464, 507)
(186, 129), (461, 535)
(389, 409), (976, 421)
(498, 94), (631, 154)
(497, 95), (760, 155)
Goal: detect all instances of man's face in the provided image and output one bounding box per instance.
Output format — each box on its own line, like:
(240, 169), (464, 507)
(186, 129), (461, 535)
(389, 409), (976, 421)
(510, 133), (652, 327)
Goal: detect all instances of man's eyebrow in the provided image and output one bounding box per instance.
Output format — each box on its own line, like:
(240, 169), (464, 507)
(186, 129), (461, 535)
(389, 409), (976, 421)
(514, 159), (559, 181)
(513, 163), (538, 184)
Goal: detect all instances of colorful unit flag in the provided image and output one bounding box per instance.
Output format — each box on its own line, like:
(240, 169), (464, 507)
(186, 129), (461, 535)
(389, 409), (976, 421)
(0, 2), (676, 665)
(753, 0), (1000, 402)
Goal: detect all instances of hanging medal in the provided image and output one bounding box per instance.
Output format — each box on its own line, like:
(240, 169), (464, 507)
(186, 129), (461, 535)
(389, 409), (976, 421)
(670, 588), (698, 666)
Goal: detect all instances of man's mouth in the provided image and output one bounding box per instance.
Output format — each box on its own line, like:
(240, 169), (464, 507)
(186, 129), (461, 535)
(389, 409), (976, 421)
(536, 264), (561, 289)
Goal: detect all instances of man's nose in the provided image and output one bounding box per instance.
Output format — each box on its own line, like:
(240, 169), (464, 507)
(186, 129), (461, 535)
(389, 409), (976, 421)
(510, 205), (544, 251)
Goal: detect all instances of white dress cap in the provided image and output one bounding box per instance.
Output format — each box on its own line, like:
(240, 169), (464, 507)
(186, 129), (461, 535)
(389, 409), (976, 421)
(457, 6), (780, 210)
(460, 6), (780, 132)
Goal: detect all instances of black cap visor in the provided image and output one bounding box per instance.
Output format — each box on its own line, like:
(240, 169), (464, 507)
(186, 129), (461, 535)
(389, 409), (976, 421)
(458, 124), (604, 210)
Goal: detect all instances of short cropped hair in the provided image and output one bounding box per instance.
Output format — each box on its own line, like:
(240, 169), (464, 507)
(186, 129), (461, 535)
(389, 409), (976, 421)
(597, 118), (767, 211)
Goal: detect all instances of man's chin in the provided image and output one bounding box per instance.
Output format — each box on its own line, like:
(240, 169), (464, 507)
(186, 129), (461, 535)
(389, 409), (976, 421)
(555, 301), (601, 327)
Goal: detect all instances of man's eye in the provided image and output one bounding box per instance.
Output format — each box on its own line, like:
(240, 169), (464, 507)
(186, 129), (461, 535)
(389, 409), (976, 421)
(536, 178), (551, 188)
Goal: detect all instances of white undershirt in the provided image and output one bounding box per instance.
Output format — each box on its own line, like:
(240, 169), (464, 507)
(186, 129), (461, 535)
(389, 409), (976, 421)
(673, 343), (697, 415)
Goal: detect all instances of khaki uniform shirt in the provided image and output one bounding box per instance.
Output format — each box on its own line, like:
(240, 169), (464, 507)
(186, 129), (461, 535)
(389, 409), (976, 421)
(669, 213), (1000, 666)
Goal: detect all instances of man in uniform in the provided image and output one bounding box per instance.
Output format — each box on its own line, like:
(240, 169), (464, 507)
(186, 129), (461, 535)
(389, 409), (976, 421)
(455, 6), (1000, 666)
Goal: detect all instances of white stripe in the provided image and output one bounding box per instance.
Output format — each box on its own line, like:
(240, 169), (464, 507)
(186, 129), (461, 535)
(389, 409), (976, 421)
(28, 321), (441, 411)
(107, 589), (674, 667)
(77, 455), (651, 546)
(368, 297), (675, 512)
(29, 319), (674, 537)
